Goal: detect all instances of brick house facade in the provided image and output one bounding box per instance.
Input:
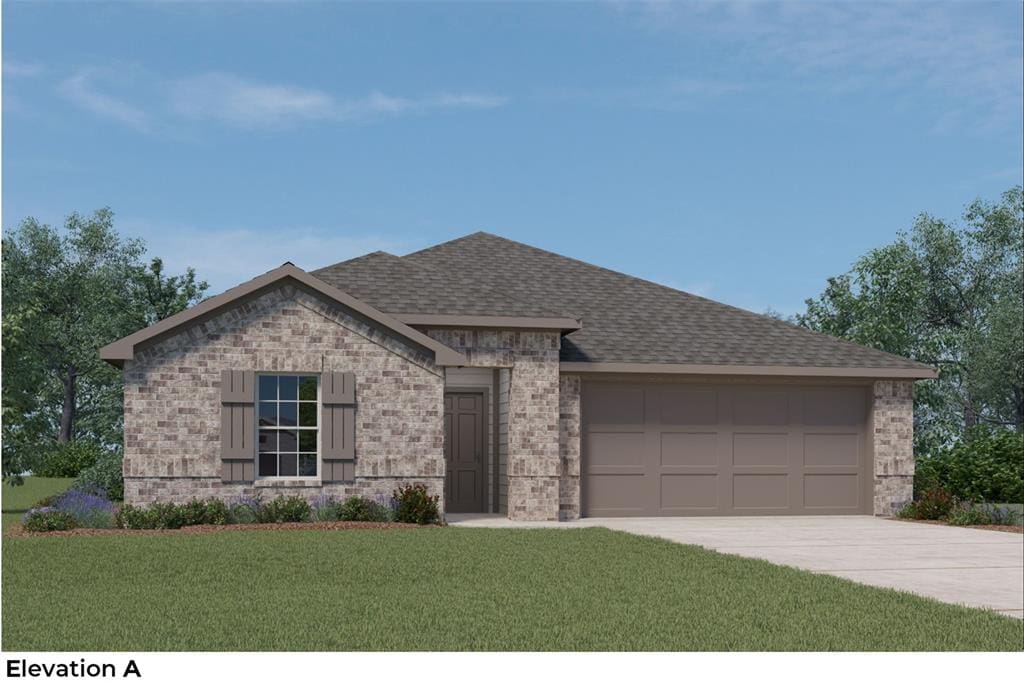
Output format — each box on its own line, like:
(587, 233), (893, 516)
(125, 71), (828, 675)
(104, 235), (932, 520)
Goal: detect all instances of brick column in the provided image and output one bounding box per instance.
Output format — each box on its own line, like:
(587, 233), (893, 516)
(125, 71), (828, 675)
(506, 345), (561, 521)
(558, 375), (581, 520)
(872, 380), (915, 515)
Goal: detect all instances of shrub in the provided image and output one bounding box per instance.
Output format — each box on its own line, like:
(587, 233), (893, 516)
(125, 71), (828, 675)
(258, 495), (311, 523)
(22, 507), (77, 532)
(180, 498), (230, 526)
(117, 502), (183, 529)
(338, 495), (393, 522)
(915, 428), (1024, 504)
(228, 496), (262, 524)
(914, 488), (957, 520)
(895, 501), (920, 520)
(152, 502), (189, 529)
(74, 450), (124, 501)
(35, 441), (107, 478)
(310, 494), (341, 522)
(52, 488), (116, 529)
(393, 484), (439, 525)
(947, 502), (1023, 527)
(116, 504), (153, 529)
(945, 503), (995, 526)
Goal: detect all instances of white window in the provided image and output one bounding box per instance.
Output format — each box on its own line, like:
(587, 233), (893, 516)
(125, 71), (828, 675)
(257, 374), (318, 477)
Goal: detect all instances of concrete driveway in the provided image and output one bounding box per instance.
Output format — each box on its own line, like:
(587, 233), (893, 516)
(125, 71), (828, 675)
(449, 515), (1023, 618)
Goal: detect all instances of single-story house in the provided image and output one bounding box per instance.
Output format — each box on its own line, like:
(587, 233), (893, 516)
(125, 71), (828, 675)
(100, 232), (935, 520)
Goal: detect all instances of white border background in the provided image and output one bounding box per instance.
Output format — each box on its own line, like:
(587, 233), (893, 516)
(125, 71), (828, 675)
(2, 652), (1023, 685)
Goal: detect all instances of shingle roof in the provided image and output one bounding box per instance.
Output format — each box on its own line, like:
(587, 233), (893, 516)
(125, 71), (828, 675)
(313, 251), (574, 319)
(315, 232), (933, 371)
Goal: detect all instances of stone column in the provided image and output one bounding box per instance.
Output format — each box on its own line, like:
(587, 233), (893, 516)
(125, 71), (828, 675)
(506, 341), (561, 521)
(872, 380), (915, 515)
(558, 375), (581, 520)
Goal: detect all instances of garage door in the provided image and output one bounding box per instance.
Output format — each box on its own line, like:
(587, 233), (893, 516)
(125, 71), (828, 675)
(582, 382), (870, 516)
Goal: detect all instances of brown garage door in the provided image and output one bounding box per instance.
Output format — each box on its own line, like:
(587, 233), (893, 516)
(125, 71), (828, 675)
(582, 381), (870, 516)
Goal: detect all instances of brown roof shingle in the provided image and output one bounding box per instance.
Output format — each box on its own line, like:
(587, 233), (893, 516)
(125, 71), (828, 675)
(313, 250), (574, 319)
(316, 232), (933, 371)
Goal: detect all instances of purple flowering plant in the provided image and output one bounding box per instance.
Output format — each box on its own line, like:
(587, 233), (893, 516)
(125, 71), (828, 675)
(227, 493), (263, 524)
(51, 488), (116, 529)
(310, 494), (341, 521)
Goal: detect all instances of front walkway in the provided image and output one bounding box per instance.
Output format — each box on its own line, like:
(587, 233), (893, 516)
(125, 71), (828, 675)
(447, 514), (1024, 618)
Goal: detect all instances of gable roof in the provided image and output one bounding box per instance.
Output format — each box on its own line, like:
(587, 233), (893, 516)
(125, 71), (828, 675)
(99, 263), (468, 367)
(319, 232), (934, 377)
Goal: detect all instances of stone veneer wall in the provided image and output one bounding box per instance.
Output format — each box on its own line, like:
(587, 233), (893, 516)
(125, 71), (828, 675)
(872, 379), (915, 515)
(558, 375), (581, 520)
(423, 329), (561, 520)
(123, 285), (445, 506)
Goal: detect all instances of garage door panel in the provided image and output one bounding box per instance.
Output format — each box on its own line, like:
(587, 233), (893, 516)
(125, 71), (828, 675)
(659, 388), (719, 425)
(733, 390), (790, 425)
(733, 474), (789, 509)
(661, 474), (718, 510)
(732, 432), (789, 467)
(586, 474), (648, 514)
(802, 389), (866, 426)
(804, 433), (859, 466)
(586, 432), (644, 467)
(586, 387), (645, 425)
(582, 382), (867, 517)
(804, 474), (860, 509)
(660, 432), (718, 466)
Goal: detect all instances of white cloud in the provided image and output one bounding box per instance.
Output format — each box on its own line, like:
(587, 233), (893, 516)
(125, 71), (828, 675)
(169, 72), (507, 129)
(57, 69), (149, 131)
(619, 1), (1024, 134)
(3, 60), (44, 78)
(169, 73), (336, 127)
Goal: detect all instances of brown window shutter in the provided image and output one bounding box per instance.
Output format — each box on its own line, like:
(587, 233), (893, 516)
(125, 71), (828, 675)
(221, 370), (255, 403)
(221, 370), (255, 480)
(322, 372), (356, 481)
(322, 405), (355, 460)
(322, 371), (355, 404)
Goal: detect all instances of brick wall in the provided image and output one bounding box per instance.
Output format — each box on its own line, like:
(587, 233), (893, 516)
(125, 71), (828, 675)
(872, 379), (915, 515)
(558, 374), (581, 520)
(424, 329), (562, 520)
(123, 285), (445, 506)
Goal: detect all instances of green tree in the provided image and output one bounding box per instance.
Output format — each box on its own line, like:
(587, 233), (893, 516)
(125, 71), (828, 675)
(133, 257), (207, 326)
(797, 187), (1024, 453)
(2, 209), (208, 482)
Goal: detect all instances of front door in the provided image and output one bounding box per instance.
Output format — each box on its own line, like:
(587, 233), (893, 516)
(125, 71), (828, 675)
(444, 393), (485, 512)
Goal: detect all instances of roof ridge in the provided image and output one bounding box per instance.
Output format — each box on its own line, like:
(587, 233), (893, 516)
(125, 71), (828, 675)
(402, 230), (493, 259)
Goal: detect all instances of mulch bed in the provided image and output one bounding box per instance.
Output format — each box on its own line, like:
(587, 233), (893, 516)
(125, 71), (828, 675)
(888, 518), (1023, 534)
(6, 520), (428, 538)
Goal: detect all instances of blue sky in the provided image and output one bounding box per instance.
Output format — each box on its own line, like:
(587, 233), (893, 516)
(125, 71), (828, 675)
(3, 1), (1022, 314)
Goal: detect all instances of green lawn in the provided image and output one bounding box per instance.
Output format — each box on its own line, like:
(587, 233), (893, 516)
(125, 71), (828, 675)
(3, 527), (1021, 651)
(1, 477), (74, 531)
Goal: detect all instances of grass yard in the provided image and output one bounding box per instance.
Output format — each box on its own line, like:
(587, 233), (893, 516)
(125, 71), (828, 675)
(1, 477), (74, 531)
(3, 527), (1022, 651)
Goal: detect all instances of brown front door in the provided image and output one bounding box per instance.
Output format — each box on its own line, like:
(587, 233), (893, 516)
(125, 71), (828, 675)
(444, 393), (486, 512)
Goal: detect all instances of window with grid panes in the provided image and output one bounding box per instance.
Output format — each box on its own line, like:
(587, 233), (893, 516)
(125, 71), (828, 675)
(257, 374), (318, 477)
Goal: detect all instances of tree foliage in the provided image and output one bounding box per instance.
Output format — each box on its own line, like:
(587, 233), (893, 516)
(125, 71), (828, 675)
(2, 209), (208, 482)
(796, 187), (1023, 453)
